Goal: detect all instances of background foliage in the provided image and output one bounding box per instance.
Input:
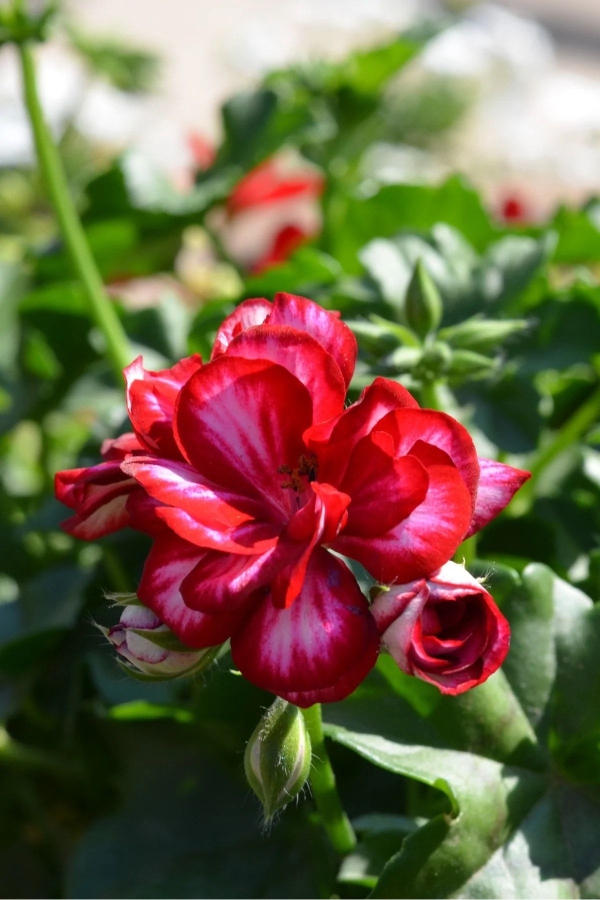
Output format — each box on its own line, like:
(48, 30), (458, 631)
(1, 19), (600, 899)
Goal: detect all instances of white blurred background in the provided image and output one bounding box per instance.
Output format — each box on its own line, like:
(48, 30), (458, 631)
(2, 0), (600, 213)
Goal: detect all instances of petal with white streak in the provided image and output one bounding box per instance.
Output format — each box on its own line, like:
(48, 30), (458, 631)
(138, 536), (247, 648)
(231, 548), (378, 694)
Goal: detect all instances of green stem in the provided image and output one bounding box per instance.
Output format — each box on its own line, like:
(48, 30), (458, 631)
(419, 379), (443, 411)
(18, 40), (131, 382)
(301, 704), (357, 855)
(515, 382), (600, 512)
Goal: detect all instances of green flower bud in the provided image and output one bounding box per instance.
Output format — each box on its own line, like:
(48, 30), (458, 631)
(404, 259), (443, 339)
(244, 698), (312, 821)
(439, 316), (529, 353)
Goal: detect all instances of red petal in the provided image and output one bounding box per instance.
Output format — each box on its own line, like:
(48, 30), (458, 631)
(305, 377), (419, 484)
(55, 462), (137, 539)
(174, 356), (313, 518)
(279, 640), (379, 707)
(272, 483), (351, 609)
(101, 432), (145, 460)
(231, 548), (378, 694)
(270, 293), (357, 389)
(155, 506), (279, 555)
(333, 443), (472, 584)
(121, 456), (267, 532)
(180, 545), (287, 613)
(227, 158), (324, 214)
(467, 458), (531, 537)
(138, 536), (246, 648)
(124, 354), (202, 457)
(126, 492), (170, 538)
(251, 225), (310, 275)
(226, 324), (346, 423)
(340, 431), (429, 537)
(377, 407), (480, 504)
(61, 494), (131, 540)
(211, 297), (272, 359)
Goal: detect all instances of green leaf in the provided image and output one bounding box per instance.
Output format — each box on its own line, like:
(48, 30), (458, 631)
(324, 699), (546, 899)
(332, 179), (496, 274)
(501, 564), (556, 732)
(243, 247), (341, 297)
(324, 28), (430, 95)
(551, 574), (600, 771)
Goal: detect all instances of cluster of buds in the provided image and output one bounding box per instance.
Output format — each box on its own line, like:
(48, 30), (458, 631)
(98, 596), (216, 681)
(351, 257), (529, 388)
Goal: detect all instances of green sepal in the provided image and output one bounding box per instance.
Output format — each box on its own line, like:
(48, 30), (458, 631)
(104, 592), (143, 607)
(439, 315), (529, 353)
(115, 645), (221, 683)
(0, 2), (57, 47)
(447, 348), (495, 382)
(129, 628), (203, 654)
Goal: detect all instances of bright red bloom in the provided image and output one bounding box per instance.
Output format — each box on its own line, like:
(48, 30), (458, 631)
(370, 561), (510, 694)
(54, 292), (529, 704)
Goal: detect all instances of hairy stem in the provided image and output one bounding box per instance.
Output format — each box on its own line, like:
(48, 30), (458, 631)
(301, 704), (357, 855)
(18, 40), (131, 382)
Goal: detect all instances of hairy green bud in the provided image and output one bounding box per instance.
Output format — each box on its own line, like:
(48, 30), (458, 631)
(404, 259), (443, 339)
(244, 698), (312, 821)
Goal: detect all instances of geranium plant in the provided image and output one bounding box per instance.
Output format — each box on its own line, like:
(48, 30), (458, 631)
(2, 3), (600, 898)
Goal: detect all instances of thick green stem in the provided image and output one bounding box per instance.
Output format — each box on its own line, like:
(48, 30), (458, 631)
(18, 41), (131, 382)
(432, 669), (544, 770)
(301, 704), (357, 855)
(419, 379), (443, 411)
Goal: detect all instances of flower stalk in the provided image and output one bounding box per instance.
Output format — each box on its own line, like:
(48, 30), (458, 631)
(513, 381), (600, 513)
(18, 38), (131, 382)
(301, 703), (357, 855)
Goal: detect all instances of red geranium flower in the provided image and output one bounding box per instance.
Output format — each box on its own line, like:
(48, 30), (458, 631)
(55, 293), (529, 703)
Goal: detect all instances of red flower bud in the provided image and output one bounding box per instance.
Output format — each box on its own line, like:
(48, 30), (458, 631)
(100, 604), (212, 680)
(371, 561), (509, 695)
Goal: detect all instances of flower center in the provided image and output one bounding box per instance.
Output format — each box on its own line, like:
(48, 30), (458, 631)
(277, 453), (318, 493)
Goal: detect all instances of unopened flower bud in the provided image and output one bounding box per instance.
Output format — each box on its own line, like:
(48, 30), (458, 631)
(244, 698), (312, 821)
(99, 604), (213, 680)
(439, 316), (528, 353)
(404, 259), (443, 339)
(371, 561), (509, 694)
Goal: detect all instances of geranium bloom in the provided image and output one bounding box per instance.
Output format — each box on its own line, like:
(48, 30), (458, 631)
(55, 292), (529, 704)
(371, 561), (510, 694)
